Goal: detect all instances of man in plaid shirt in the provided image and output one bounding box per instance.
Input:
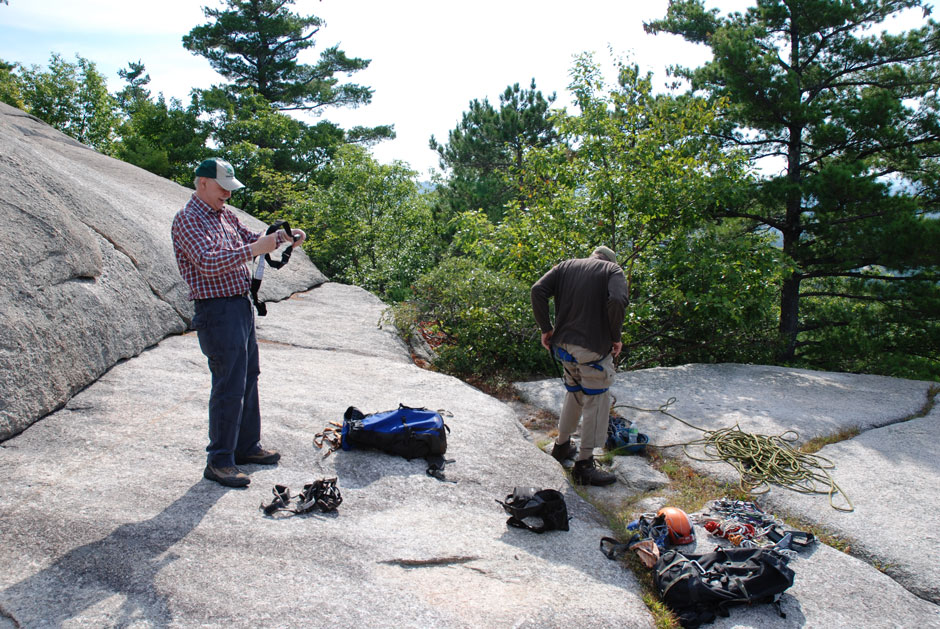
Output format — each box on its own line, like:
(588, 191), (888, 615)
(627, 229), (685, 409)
(172, 158), (305, 487)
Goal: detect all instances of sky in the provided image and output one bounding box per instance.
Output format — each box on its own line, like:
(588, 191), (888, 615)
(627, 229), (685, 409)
(0, 0), (932, 176)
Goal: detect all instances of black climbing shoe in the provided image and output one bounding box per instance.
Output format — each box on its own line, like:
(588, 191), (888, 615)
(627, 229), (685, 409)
(572, 457), (616, 486)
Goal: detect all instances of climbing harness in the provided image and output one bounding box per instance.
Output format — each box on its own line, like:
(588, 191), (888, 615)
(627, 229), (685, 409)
(251, 220), (300, 316)
(314, 421), (343, 456)
(550, 346), (609, 395)
(612, 397), (854, 512)
(260, 478), (343, 516)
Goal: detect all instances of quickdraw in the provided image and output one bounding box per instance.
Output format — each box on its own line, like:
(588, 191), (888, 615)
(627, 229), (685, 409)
(696, 498), (815, 553)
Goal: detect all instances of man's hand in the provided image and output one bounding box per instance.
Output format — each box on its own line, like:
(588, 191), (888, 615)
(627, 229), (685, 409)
(249, 233), (279, 256)
(612, 341), (623, 358)
(541, 330), (553, 351)
(291, 229), (306, 247)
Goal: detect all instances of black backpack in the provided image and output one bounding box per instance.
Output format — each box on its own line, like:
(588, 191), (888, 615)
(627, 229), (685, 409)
(654, 546), (795, 628)
(496, 487), (570, 533)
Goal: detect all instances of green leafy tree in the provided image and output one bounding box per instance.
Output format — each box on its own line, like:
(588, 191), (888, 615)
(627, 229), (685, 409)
(0, 59), (24, 109)
(114, 96), (208, 185)
(506, 54), (780, 368)
(291, 144), (441, 300)
(647, 0), (940, 377)
(111, 61), (208, 184)
(19, 53), (117, 151)
(418, 54), (781, 376)
(410, 257), (546, 376)
(430, 80), (558, 223)
(196, 88), (345, 213)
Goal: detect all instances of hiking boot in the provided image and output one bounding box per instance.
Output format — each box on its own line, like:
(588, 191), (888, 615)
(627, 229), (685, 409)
(234, 448), (281, 465)
(550, 439), (578, 462)
(572, 457), (616, 486)
(204, 464), (250, 488)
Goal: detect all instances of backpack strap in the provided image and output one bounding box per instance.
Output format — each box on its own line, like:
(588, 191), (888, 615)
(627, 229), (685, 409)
(426, 454), (456, 483)
(506, 516), (551, 533)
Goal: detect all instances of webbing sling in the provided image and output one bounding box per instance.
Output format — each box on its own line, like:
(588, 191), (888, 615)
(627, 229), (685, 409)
(251, 220), (299, 316)
(553, 346), (609, 395)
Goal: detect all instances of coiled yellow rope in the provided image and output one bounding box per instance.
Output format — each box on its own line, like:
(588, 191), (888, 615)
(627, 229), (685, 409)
(612, 398), (854, 512)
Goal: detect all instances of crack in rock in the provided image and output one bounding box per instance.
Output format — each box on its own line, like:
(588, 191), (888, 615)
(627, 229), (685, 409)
(378, 555), (480, 568)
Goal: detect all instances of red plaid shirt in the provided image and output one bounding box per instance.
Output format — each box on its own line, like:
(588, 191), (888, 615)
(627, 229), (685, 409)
(171, 194), (259, 300)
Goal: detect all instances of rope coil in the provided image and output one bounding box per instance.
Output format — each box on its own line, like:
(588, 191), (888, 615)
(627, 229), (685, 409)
(613, 398), (854, 512)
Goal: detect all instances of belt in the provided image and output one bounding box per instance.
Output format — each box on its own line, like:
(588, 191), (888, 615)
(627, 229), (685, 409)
(195, 292), (249, 303)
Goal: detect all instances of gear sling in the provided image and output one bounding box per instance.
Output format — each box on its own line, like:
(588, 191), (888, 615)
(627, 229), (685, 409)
(251, 220), (299, 316)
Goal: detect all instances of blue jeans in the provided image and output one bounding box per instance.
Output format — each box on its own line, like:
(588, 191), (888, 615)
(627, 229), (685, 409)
(192, 295), (262, 467)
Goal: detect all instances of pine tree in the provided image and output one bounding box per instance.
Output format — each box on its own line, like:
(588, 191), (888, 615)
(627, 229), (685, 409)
(430, 80), (558, 223)
(183, 0), (372, 112)
(648, 0), (940, 376)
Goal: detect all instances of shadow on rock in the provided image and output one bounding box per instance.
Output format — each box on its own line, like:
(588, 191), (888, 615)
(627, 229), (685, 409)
(0, 482), (223, 627)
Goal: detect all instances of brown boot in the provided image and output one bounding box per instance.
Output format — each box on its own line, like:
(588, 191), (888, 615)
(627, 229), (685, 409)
(550, 439), (578, 462)
(203, 464), (250, 488)
(572, 457), (616, 486)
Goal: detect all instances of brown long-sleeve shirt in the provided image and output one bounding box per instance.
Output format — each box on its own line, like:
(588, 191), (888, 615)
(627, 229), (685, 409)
(531, 256), (629, 356)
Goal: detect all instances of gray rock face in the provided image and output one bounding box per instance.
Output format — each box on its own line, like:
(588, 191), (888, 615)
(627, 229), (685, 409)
(3, 99), (939, 628)
(0, 103), (326, 440)
(0, 284), (651, 628)
(759, 406), (940, 604)
(517, 364), (940, 624)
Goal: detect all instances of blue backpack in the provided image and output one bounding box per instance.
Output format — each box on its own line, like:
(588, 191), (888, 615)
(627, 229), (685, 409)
(341, 404), (450, 479)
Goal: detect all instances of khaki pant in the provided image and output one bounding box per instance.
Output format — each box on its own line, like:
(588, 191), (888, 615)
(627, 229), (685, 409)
(556, 343), (614, 459)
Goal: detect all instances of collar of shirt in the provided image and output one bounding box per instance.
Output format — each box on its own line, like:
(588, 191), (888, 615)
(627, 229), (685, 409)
(188, 193), (222, 216)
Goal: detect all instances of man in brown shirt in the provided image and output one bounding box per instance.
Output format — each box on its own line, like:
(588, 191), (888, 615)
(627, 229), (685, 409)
(530, 246), (629, 486)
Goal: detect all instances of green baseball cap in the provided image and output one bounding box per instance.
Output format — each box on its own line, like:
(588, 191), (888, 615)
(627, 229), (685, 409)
(195, 158), (244, 191)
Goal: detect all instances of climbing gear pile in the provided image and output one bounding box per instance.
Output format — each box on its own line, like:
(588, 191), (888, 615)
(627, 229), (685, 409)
(612, 397), (854, 511)
(600, 532), (661, 568)
(251, 219), (300, 316)
(695, 498), (815, 554)
(496, 487), (570, 533)
(260, 478), (342, 516)
(601, 505), (694, 569)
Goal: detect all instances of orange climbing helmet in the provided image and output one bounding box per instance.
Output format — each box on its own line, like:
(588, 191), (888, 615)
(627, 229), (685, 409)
(657, 507), (695, 545)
